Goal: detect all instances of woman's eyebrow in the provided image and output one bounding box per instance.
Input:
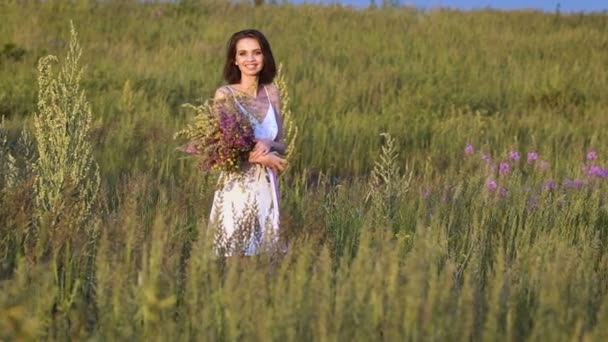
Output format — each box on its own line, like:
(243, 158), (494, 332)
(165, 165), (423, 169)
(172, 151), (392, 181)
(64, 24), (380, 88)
(237, 48), (262, 52)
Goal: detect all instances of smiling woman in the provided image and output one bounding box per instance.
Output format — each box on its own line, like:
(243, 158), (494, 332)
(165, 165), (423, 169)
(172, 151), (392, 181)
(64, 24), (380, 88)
(208, 29), (288, 257)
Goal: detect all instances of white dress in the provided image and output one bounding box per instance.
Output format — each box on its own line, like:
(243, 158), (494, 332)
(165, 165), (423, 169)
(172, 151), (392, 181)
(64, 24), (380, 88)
(209, 85), (281, 256)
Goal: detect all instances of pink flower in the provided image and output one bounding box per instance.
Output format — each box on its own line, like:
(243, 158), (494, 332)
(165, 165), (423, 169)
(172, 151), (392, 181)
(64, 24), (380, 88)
(498, 187), (508, 199)
(464, 143), (474, 155)
(179, 102), (256, 174)
(487, 179), (497, 192)
(481, 153), (491, 163)
(563, 179), (584, 190)
(509, 151), (520, 162)
(543, 180), (556, 191)
(527, 152), (538, 164)
(499, 162), (510, 176)
(588, 166), (603, 178)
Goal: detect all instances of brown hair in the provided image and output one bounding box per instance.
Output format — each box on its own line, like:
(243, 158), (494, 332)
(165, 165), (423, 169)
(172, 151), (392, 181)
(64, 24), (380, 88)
(223, 29), (277, 85)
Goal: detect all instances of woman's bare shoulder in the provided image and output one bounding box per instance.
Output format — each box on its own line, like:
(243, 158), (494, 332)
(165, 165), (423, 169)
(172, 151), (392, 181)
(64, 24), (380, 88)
(214, 85), (232, 100)
(265, 83), (279, 93)
(265, 83), (281, 99)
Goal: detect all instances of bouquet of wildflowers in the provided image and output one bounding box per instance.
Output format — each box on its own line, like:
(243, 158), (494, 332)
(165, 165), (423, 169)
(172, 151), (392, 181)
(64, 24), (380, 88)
(175, 98), (255, 174)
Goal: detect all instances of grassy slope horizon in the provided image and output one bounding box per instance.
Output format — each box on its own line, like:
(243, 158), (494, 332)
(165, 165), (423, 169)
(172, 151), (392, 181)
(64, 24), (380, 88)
(1, 0), (607, 182)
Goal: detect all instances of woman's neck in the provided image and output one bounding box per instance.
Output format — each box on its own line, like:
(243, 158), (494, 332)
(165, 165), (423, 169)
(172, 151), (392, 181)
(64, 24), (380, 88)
(239, 74), (259, 97)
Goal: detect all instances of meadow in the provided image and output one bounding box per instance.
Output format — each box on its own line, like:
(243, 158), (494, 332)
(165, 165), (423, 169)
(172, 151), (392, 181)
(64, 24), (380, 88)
(1, 0), (608, 340)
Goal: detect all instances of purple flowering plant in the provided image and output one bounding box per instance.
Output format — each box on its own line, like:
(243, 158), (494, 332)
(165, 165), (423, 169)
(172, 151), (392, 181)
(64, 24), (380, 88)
(461, 143), (608, 202)
(175, 98), (256, 174)
(465, 143), (474, 155)
(499, 162), (510, 176)
(509, 151), (520, 162)
(421, 142), (608, 210)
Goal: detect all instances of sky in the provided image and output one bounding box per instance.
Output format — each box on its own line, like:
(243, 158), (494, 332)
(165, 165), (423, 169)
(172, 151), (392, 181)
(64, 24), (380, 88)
(289, 0), (608, 13)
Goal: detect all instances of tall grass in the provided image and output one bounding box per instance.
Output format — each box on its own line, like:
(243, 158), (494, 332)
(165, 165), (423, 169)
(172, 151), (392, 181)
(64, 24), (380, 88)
(1, 0), (607, 340)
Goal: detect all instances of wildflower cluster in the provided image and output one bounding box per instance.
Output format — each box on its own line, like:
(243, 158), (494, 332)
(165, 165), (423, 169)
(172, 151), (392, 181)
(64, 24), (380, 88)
(462, 143), (608, 199)
(175, 99), (255, 174)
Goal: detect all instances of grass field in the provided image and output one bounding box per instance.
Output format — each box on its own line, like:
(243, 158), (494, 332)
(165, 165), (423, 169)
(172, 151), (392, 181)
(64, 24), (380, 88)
(1, 0), (607, 340)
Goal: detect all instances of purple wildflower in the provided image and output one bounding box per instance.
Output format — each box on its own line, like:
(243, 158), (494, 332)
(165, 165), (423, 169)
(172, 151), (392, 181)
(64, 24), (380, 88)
(487, 179), (497, 192)
(481, 153), (491, 163)
(587, 151), (597, 161)
(499, 162), (510, 176)
(543, 179), (556, 191)
(527, 152), (538, 164)
(192, 103), (256, 173)
(498, 187), (508, 199)
(563, 179), (584, 190)
(509, 151), (520, 162)
(539, 160), (549, 171)
(587, 165), (603, 178)
(464, 143), (474, 155)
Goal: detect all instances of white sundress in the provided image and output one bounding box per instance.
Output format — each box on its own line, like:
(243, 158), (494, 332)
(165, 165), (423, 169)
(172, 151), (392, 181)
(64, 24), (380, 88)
(208, 85), (281, 256)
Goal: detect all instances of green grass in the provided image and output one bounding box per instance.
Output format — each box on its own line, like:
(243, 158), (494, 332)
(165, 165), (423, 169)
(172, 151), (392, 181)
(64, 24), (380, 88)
(1, 0), (607, 340)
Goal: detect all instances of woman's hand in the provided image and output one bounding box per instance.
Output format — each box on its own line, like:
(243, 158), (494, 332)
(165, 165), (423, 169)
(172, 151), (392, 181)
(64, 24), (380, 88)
(249, 151), (287, 174)
(250, 139), (273, 159)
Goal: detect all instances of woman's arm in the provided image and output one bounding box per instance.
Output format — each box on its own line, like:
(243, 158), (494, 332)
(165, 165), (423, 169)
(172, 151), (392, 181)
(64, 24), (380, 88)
(249, 151), (287, 174)
(267, 84), (286, 155)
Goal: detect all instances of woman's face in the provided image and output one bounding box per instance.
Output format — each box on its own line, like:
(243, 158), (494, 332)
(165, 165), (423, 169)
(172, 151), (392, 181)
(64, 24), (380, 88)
(235, 37), (264, 78)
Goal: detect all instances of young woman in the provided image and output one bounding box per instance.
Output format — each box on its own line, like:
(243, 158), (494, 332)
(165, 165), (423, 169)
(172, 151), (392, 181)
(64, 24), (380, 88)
(209, 29), (287, 256)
